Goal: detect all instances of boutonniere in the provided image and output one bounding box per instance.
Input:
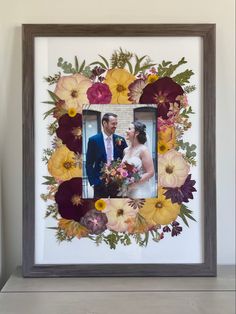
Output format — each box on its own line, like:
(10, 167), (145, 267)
(115, 137), (123, 146)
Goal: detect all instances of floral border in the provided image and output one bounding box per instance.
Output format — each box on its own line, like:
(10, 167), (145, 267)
(41, 48), (197, 249)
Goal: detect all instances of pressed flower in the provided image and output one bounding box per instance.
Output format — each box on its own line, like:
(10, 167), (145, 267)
(67, 107), (77, 117)
(80, 209), (108, 235)
(127, 199), (145, 210)
(139, 188), (181, 225)
(104, 199), (137, 232)
(164, 174), (197, 204)
(171, 221), (182, 236)
(104, 68), (135, 104)
(55, 178), (91, 222)
(158, 149), (190, 188)
(53, 99), (67, 120)
(126, 213), (150, 234)
(48, 145), (82, 181)
(86, 82), (112, 104)
(158, 141), (169, 154)
(147, 74), (159, 84)
(54, 74), (92, 113)
(128, 79), (147, 103)
(95, 199), (107, 211)
(58, 218), (89, 238)
(158, 126), (176, 153)
(157, 116), (175, 132)
(56, 113), (82, 154)
(140, 77), (184, 119)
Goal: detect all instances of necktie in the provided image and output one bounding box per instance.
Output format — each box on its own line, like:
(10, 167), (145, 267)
(106, 136), (113, 164)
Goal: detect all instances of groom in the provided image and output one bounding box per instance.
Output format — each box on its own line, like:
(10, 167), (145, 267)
(86, 113), (127, 198)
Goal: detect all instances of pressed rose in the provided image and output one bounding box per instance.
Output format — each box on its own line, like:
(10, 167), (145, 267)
(55, 178), (90, 222)
(139, 188), (181, 225)
(128, 79), (147, 103)
(54, 74), (92, 113)
(56, 113), (82, 154)
(104, 199), (137, 232)
(48, 145), (82, 181)
(140, 77), (184, 119)
(158, 149), (190, 188)
(104, 68), (135, 104)
(80, 209), (108, 235)
(86, 82), (112, 104)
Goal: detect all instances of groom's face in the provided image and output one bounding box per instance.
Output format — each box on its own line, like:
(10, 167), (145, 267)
(103, 116), (118, 135)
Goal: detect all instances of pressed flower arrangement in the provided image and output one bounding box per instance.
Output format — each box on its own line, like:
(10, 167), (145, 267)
(41, 48), (197, 249)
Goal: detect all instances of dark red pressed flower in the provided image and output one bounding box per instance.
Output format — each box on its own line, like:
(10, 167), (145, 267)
(164, 175), (197, 204)
(80, 209), (108, 235)
(139, 77), (184, 119)
(55, 178), (90, 222)
(56, 113), (82, 154)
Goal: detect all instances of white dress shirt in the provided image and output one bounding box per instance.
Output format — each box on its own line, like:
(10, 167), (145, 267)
(102, 131), (114, 162)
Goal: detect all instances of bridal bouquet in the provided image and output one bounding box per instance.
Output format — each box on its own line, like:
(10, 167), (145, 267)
(100, 159), (141, 197)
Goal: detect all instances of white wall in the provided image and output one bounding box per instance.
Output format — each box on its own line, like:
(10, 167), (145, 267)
(0, 0), (235, 286)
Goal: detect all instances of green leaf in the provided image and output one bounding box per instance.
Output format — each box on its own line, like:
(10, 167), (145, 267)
(126, 60), (133, 74)
(134, 55), (147, 75)
(89, 61), (106, 69)
(47, 90), (60, 102)
(99, 54), (109, 68)
(158, 57), (187, 78)
(42, 176), (57, 185)
(43, 107), (55, 120)
(178, 204), (196, 227)
(42, 101), (56, 105)
(139, 63), (156, 72)
(79, 60), (86, 73)
(57, 57), (76, 74)
(172, 69), (194, 86)
(75, 56), (79, 72)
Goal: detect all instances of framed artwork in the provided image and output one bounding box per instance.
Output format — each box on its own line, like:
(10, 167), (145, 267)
(22, 24), (216, 277)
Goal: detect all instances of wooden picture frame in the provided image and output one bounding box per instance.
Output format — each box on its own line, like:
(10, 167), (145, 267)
(22, 24), (216, 277)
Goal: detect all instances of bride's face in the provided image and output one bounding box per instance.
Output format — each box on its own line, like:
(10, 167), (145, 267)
(126, 124), (138, 141)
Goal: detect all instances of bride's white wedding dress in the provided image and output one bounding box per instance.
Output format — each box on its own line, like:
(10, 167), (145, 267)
(122, 145), (153, 198)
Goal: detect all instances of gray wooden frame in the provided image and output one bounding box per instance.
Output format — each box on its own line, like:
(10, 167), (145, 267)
(22, 24), (216, 277)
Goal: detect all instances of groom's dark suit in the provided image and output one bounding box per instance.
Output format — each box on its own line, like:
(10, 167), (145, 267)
(86, 132), (127, 198)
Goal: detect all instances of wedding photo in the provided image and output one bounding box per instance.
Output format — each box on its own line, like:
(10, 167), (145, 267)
(82, 104), (158, 199)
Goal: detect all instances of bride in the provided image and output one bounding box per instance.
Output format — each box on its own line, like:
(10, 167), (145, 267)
(122, 121), (155, 198)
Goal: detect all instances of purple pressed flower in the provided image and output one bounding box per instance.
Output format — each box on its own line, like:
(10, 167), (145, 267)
(87, 82), (112, 104)
(171, 225), (183, 237)
(55, 178), (90, 222)
(56, 113), (82, 154)
(171, 221), (180, 227)
(91, 66), (106, 79)
(164, 175), (197, 204)
(139, 77), (184, 119)
(80, 209), (108, 235)
(128, 79), (147, 103)
(163, 225), (171, 233)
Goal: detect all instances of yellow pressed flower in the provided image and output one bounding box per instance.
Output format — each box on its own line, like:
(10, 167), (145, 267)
(67, 107), (77, 117)
(48, 145), (82, 181)
(147, 74), (159, 84)
(95, 199), (107, 211)
(158, 126), (176, 150)
(158, 141), (169, 154)
(58, 218), (89, 239)
(104, 68), (135, 104)
(139, 188), (180, 225)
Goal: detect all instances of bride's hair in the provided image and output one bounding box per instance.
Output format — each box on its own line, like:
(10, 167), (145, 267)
(132, 121), (147, 144)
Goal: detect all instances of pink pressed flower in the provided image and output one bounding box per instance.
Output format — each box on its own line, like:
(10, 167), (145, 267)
(86, 82), (112, 104)
(158, 117), (175, 131)
(128, 79), (147, 103)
